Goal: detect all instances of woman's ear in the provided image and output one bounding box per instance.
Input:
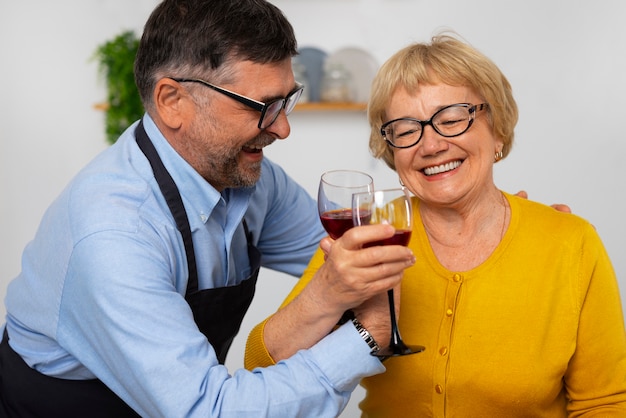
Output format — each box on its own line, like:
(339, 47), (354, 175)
(153, 78), (189, 130)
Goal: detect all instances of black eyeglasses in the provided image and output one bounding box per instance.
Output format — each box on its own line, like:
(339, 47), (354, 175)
(169, 77), (304, 129)
(381, 103), (489, 149)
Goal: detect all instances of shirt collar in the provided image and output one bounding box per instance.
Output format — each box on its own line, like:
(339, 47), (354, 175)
(140, 115), (255, 227)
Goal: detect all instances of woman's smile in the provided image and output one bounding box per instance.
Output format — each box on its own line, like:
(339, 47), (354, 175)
(423, 160), (462, 176)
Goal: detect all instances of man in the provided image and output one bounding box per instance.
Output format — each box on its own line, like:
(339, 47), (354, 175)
(0, 0), (413, 416)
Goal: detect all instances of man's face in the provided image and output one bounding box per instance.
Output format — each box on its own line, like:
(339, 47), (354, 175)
(182, 59), (296, 191)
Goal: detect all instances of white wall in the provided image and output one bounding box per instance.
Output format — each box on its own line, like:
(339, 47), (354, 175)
(1, 1), (625, 417)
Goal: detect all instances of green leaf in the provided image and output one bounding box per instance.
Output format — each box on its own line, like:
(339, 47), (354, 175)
(93, 30), (143, 144)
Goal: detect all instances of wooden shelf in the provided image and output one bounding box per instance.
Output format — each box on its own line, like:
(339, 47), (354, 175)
(95, 102), (368, 112)
(294, 102), (367, 112)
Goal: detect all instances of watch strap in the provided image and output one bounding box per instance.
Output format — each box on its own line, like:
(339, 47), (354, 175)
(351, 317), (380, 353)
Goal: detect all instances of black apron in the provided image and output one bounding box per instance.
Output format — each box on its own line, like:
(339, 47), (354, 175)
(0, 121), (260, 417)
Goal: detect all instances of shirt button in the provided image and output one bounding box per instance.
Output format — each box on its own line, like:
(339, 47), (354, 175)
(439, 346), (448, 356)
(435, 384), (443, 394)
(446, 308), (453, 316)
(453, 274), (462, 282)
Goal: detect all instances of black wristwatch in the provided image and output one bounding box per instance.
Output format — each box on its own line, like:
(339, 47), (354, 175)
(351, 317), (380, 354)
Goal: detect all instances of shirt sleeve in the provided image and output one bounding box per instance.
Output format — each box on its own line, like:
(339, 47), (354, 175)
(249, 159), (326, 277)
(245, 248), (326, 370)
(57, 230), (382, 418)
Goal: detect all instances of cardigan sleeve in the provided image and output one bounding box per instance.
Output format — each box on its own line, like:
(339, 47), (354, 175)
(565, 223), (626, 414)
(244, 248), (327, 370)
(244, 319), (274, 369)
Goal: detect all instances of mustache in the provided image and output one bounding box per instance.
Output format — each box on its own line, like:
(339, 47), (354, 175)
(244, 133), (276, 148)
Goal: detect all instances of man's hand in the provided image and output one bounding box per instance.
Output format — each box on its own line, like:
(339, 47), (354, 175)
(263, 224), (415, 362)
(313, 224), (415, 317)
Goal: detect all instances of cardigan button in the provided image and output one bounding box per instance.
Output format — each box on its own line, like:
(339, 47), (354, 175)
(435, 384), (443, 394)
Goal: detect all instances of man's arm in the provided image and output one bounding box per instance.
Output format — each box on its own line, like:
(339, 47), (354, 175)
(255, 224), (415, 363)
(56, 228), (387, 417)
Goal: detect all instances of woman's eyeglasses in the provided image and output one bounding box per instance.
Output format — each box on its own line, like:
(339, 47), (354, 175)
(381, 103), (489, 149)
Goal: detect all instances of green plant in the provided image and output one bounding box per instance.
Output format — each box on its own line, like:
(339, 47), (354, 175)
(93, 30), (143, 144)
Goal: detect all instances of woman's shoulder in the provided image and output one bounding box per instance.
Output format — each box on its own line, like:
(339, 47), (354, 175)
(506, 192), (595, 236)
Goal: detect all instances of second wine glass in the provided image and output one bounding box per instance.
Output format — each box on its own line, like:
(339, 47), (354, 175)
(318, 169), (374, 239)
(352, 187), (425, 358)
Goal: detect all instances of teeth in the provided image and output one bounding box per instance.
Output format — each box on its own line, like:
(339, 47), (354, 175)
(246, 141), (274, 150)
(424, 160), (461, 176)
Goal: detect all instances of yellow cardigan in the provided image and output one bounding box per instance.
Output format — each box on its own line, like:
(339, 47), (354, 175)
(245, 193), (626, 417)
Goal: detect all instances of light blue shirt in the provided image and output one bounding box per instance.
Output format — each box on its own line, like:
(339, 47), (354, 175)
(3, 115), (384, 417)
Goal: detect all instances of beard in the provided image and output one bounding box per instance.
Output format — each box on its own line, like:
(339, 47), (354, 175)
(182, 108), (276, 190)
(221, 153), (262, 188)
(200, 131), (275, 190)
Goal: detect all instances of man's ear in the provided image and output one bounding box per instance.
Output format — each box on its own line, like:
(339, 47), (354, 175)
(153, 78), (189, 130)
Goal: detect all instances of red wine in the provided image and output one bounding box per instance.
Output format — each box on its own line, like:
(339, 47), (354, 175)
(320, 209), (356, 239)
(364, 230), (412, 248)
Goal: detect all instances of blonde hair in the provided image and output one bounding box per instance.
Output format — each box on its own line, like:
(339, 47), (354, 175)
(368, 33), (518, 170)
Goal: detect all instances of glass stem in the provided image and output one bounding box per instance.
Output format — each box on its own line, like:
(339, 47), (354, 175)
(387, 289), (404, 348)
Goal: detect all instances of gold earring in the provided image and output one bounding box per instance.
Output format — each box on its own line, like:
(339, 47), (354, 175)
(494, 150), (504, 162)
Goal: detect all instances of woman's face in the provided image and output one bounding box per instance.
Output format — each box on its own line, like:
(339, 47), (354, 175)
(388, 82), (502, 207)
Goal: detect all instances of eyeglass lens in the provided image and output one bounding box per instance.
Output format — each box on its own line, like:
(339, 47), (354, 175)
(260, 87), (303, 129)
(382, 104), (481, 148)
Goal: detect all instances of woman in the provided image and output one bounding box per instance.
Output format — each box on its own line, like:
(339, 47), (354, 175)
(245, 34), (626, 416)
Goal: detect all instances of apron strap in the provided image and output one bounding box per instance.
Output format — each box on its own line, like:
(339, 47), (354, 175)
(135, 121), (199, 294)
(135, 121), (260, 364)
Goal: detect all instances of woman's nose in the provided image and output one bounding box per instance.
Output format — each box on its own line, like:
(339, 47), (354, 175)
(417, 125), (448, 155)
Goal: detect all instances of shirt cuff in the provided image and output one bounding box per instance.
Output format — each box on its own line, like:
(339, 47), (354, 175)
(305, 321), (386, 392)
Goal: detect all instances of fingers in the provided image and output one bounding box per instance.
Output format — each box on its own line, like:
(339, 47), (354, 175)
(551, 203), (572, 213)
(312, 224), (415, 313)
(320, 236), (334, 261)
(515, 190), (528, 199)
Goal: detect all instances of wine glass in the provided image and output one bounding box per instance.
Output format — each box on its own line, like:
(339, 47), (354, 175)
(318, 169), (374, 239)
(352, 187), (425, 358)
